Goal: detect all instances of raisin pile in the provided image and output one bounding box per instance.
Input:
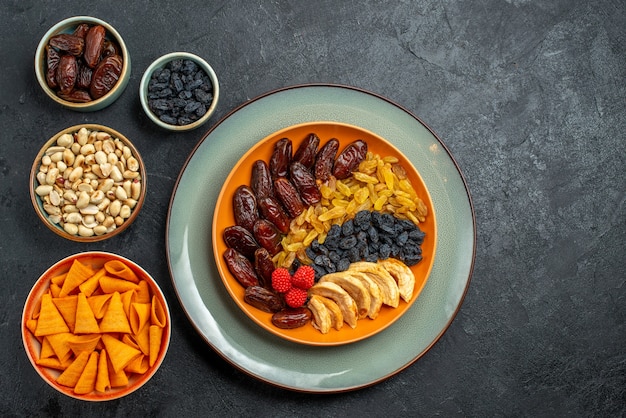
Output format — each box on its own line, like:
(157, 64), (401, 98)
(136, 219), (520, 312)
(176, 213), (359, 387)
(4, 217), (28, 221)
(147, 59), (214, 126)
(305, 210), (425, 280)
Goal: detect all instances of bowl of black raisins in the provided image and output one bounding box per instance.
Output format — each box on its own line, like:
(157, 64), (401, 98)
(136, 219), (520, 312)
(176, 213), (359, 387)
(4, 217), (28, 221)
(140, 52), (219, 131)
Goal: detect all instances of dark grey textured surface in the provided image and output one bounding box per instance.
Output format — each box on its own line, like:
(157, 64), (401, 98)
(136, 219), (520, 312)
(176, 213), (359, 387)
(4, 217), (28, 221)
(1, 0), (624, 416)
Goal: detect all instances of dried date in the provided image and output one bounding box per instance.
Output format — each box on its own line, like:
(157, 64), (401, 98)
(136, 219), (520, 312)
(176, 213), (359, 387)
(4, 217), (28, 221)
(292, 133), (320, 169)
(290, 162), (321, 205)
(271, 307), (312, 329)
(76, 61), (93, 90)
(251, 160), (274, 198)
(233, 185), (259, 233)
(57, 89), (92, 103)
(223, 225), (259, 259)
(45, 45), (60, 89)
(253, 219), (283, 256)
(72, 23), (91, 38)
(223, 248), (259, 288)
(269, 137), (292, 179)
(83, 25), (106, 68)
(258, 196), (290, 234)
(273, 177), (305, 218)
(101, 40), (120, 58)
(314, 138), (339, 181)
(90, 54), (122, 99)
(244, 286), (284, 313)
(254, 248), (275, 289)
(49, 34), (85, 56)
(333, 139), (368, 179)
(56, 54), (77, 95)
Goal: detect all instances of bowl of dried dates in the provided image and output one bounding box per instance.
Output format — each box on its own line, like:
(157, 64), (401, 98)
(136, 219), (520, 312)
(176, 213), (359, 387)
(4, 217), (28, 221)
(139, 52), (219, 131)
(35, 16), (130, 112)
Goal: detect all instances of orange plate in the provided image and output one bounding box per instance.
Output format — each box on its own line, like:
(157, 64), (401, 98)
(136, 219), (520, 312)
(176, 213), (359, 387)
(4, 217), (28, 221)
(21, 252), (171, 401)
(212, 121), (437, 346)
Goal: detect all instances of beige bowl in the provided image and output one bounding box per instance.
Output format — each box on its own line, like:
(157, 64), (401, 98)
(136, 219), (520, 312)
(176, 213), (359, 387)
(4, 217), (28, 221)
(35, 16), (131, 111)
(30, 124), (146, 242)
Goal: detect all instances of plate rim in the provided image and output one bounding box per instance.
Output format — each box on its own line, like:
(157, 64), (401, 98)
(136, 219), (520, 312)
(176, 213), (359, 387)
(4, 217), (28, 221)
(165, 83), (476, 392)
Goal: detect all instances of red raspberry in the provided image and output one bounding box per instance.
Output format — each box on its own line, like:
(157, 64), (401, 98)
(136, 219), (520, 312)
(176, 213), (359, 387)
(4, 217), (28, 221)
(284, 287), (308, 308)
(271, 268), (292, 293)
(291, 265), (315, 290)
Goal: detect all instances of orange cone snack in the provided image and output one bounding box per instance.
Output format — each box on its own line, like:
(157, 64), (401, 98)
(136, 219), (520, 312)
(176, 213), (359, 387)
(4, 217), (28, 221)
(104, 260), (139, 283)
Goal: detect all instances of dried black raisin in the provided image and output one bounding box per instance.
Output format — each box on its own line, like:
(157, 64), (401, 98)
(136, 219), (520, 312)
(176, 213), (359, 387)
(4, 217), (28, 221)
(196, 105), (207, 117)
(365, 254), (378, 263)
(182, 59), (198, 75)
(186, 79), (203, 91)
(328, 251), (341, 264)
(157, 68), (171, 83)
(367, 226), (379, 242)
(157, 88), (173, 98)
(398, 231), (409, 246)
(159, 114), (177, 124)
(311, 264), (326, 280)
(195, 88), (212, 104)
(354, 210), (371, 230)
(169, 59), (183, 72)
(339, 236), (357, 250)
(341, 219), (354, 236)
(409, 229), (425, 244)
(336, 258), (350, 272)
(184, 101), (201, 113)
(379, 243), (391, 259)
(171, 73), (184, 92)
(347, 247), (360, 263)
(149, 99), (170, 111)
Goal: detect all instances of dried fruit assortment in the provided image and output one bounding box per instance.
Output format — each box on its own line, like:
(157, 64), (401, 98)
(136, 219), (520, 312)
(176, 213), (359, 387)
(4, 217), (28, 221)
(146, 59), (214, 126)
(222, 133), (428, 333)
(44, 24), (123, 102)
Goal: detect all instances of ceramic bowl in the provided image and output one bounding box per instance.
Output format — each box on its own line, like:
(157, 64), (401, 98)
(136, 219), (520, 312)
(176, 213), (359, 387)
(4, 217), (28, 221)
(139, 52), (219, 131)
(30, 124), (146, 242)
(212, 121), (437, 346)
(22, 251), (171, 401)
(35, 16), (131, 111)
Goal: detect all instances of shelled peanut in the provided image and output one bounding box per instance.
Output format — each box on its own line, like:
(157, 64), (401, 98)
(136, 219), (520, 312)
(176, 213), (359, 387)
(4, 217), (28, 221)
(34, 127), (142, 238)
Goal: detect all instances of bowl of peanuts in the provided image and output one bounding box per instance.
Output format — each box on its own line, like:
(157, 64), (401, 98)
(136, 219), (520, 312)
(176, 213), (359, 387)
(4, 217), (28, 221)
(30, 124), (146, 242)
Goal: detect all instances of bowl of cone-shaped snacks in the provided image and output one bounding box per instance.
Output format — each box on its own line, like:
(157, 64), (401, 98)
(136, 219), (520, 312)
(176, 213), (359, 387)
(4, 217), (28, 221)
(22, 251), (170, 401)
